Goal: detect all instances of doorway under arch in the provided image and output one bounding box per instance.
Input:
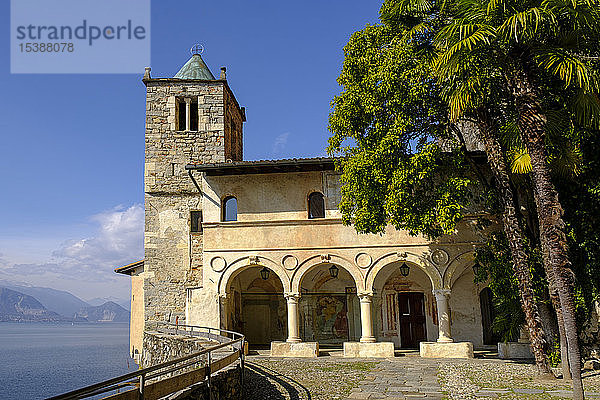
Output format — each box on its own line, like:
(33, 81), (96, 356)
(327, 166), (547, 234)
(371, 261), (437, 348)
(225, 266), (286, 346)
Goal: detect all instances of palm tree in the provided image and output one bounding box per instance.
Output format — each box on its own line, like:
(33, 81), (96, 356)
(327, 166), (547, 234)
(473, 108), (554, 374)
(421, 0), (600, 397)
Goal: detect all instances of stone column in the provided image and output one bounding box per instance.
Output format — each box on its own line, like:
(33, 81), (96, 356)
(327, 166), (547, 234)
(359, 293), (376, 343)
(185, 98), (191, 131)
(285, 293), (301, 343)
(433, 289), (453, 343)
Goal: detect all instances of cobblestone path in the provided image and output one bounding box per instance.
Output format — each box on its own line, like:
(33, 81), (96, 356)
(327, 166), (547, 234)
(243, 354), (600, 400)
(345, 358), (443, 400)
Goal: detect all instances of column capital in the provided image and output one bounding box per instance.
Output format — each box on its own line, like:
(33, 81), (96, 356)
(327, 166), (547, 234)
(432, 289), (451, 297)
(357, 292), (374, 301)
(184, 97), (192, 103)
(284, 292), (301, 302)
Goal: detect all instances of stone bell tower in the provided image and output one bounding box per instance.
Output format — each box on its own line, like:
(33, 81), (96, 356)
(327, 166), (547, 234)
(141, 46), (246, 327)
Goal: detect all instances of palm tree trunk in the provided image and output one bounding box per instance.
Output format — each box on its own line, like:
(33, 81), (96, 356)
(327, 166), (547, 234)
(508, 66), (584, 399)
(475, 109), (552, 375)
(542, 235), (572, 379)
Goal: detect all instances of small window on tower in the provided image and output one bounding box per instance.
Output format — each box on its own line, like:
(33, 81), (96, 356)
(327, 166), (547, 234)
(190, 211), (202, 233)
(177, 99), (186, 131)
(176, 98), (199, 131)
(177, 99), (185, 131)
(190, 101), (198, 131)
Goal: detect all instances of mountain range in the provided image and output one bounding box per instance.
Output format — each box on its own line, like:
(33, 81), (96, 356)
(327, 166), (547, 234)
(0, 287), (67, 322)
(0, 282), (130, 323)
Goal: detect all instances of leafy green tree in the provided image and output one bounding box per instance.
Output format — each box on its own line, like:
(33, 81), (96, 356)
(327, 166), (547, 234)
(328, 24), (473, 238)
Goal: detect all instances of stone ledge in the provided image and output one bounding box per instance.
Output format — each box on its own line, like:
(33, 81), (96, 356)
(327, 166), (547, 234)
(270, 341), (319, 358)
(419, 341), (474, 358)
(343, 342), (395, 358)
(498, 342), (533, 359)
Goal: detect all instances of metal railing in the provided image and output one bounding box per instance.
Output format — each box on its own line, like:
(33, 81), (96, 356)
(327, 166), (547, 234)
(46, 323), (245, 400)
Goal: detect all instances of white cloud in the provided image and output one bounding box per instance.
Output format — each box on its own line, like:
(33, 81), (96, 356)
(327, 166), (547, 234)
(54, 204), (143, 265)
(0, 204), (143, 298)
(272, 132), (290, 156)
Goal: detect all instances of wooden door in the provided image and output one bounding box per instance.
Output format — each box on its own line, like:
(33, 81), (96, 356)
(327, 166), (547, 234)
(398, 293), (427, 348)
(243, 304), (270, 345)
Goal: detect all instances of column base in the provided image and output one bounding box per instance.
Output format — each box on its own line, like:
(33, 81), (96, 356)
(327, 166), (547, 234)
(344, 342), (395, 358)
(286, 338), (302, 343)
(359, 336), (376, 343)
(419, 341), (474, 358)
(498, 342), (533, 359)
(437, 337), (454, 343)
(270, 341), (319, 358)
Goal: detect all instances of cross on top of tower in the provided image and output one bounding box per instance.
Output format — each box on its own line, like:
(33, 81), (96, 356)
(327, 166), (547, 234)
(190, 44), (204, 55)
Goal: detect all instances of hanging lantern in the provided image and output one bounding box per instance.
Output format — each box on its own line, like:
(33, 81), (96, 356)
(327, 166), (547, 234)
(399, 262), (410, 277)
(329, 264), (339, 278)
(472, 262), (481, 276)
(260, 267), (270, 280)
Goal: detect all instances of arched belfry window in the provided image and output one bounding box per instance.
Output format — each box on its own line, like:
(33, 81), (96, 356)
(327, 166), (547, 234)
(222, 196), (237, 222)
(308, 192), (325, 219)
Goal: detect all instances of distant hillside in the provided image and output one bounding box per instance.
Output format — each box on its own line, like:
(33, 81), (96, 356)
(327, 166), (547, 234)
(0, 287), (67, 322)
(87, 296), (130, 310)
(0, 281), (90, 317)
(74, 301), (130, 322)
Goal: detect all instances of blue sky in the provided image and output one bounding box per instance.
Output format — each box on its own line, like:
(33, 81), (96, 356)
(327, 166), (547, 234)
(0, 0), (380, 300)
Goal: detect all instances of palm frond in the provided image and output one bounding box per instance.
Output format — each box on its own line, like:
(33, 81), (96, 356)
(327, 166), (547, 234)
(434, 23), (497, 71)
(510, 147), (533, 174)
(486, 0), (507, 15)
(570, 91), (600, 129)
(548, 144), (583, 178)
(535, 49), (597, 91)
(497, 8), (554, 43)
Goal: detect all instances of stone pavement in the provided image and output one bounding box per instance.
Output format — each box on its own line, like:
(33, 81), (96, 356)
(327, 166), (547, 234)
(346, 358), (443, 400)
(245, 353), (600, 400)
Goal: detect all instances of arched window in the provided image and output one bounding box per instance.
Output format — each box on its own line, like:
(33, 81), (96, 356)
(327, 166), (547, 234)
(308, 192), (325, 219)
(222, 196), (238, 222)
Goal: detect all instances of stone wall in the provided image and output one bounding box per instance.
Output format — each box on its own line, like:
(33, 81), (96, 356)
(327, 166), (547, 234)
(171, 366), (242, 400)
(144, 194), (202, 325)
(141, 331), (242, 400)
(141, 331), (207, 369)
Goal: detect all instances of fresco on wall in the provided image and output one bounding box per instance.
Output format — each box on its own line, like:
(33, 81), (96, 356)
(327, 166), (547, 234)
(312, 295), (349, 343)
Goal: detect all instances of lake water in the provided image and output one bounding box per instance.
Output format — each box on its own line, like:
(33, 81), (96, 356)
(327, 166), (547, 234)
(0, 322), (135, 400)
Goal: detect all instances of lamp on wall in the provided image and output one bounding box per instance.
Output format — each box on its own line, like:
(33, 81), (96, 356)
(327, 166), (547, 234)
(260, 267), (270, 280)
(399, 262), (410, 277)
(329, 264), (339, 278)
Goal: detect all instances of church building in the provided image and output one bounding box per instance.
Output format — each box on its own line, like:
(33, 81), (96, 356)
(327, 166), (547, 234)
(116, 49), (497, 360)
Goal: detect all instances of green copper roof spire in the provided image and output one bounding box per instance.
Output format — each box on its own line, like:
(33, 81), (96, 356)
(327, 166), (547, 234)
(174, 44), (216, 80)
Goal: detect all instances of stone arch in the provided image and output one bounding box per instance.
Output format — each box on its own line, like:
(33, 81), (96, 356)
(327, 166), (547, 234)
(442, 251), (475, 289)
(218, 255), (291, 295)
(365, 251), (443, 291)
(291, 254), (364, 293)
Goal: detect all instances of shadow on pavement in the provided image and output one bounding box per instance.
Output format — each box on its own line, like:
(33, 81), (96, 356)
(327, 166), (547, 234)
(243, 361), (311, 400)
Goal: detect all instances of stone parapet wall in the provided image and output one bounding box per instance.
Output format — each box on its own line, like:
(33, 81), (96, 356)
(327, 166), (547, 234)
(141, 331), (242, 400)
(171, 365), (242, 400)
(141, 331), (208, 370)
